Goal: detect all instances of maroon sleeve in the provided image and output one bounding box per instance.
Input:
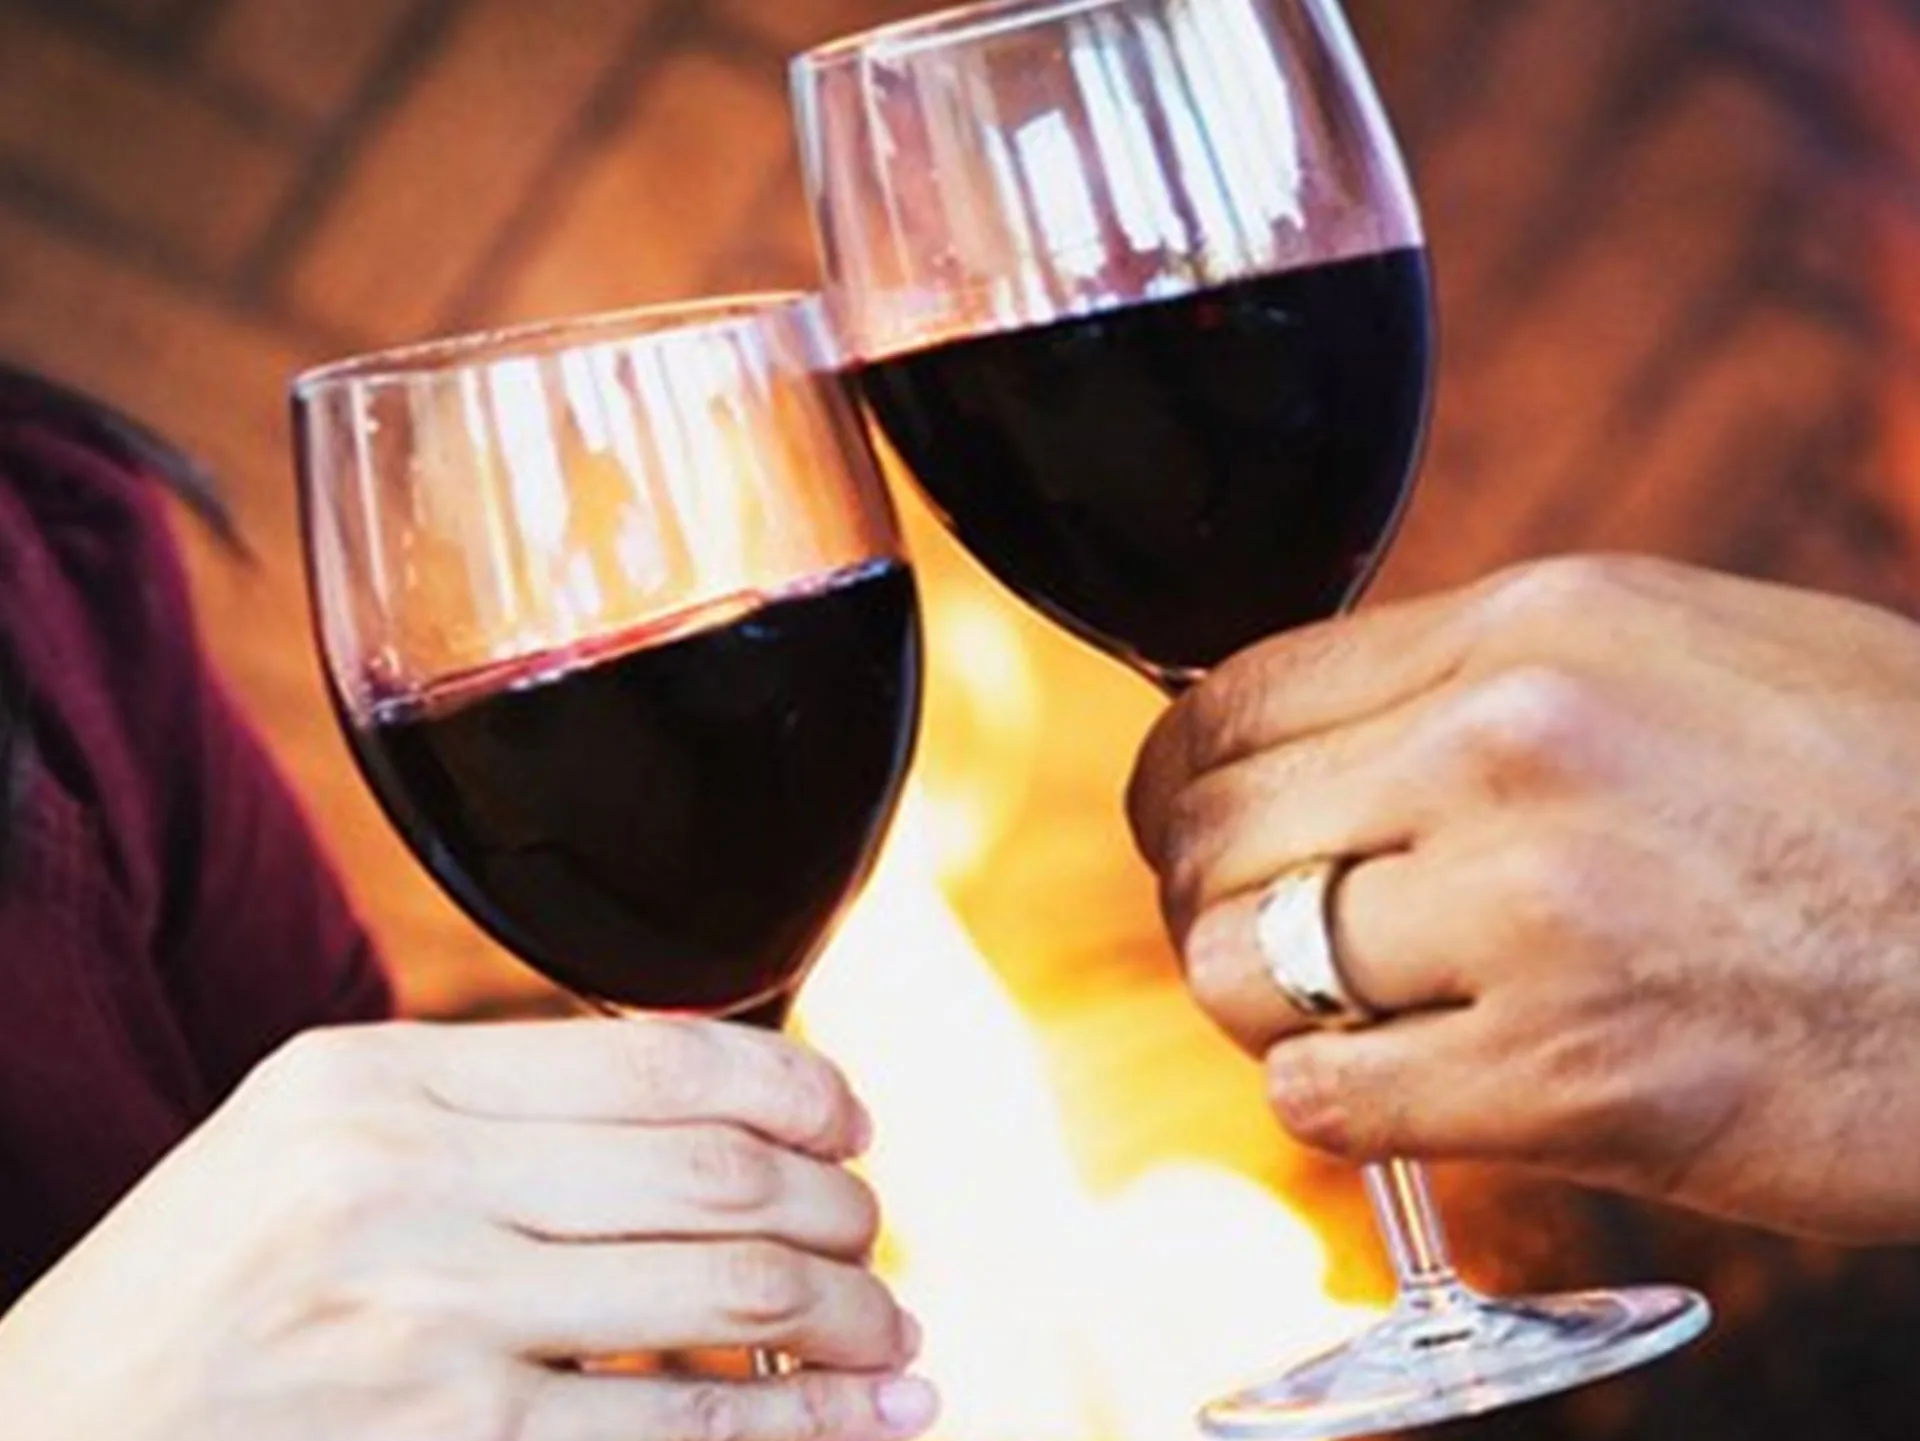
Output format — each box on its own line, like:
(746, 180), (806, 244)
(156, 662), (396, 1100)
(0, 414), (395, 1103)
(144, 523), (396, 1098)
(0, 408), (395, 1297)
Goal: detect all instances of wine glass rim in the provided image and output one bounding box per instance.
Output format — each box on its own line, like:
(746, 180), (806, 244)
(293, 291), (821, 394)
(795, 0), (1127, 68)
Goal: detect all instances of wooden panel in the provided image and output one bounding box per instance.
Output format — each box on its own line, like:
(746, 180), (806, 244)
(495, 49), (791, 323)
(712, 0), (930, 52)
(204, 0), (424, 121)
(1387, 67), (1812, 593)
(0, 5), (301, 268)
(282, 0), (662, 342)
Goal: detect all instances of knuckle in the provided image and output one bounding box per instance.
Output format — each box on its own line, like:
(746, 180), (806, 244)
(840, 1173), (884, 1256)
(282, 1116), (429, 1232)
(1492, 829), (1620, 954)
(619, 1018), (714, 1115)
(679, 1382), (755, 1441)
(786, 1374), (859, 1441)
(715, 1242), (812, 1329)
(333, 1264), (487, 1367)
(1158, 862), (1206, 946)
(811, 1167), (884, 1258)
(1435, 667), (1609, 795)
(1126, 717), (1184, 859)
(254, 1026), (394, 1111)
(1155, 787), (1239, 933)
(681, 1128), (782, 1212)
(1185, 672), (1263, 771)
(766, 1046), (855, 1152)
(1480, 554), (1639, 628)
(1279, 1096), (1359, 1159)
(1182, 909), (1248, 1028)
(834, 1268), (908, 1361)
(1174, 644), (1291, 779)
(1159, 784), (1217, 876)
(1518, 1026), (1647, 1159)
(1268, 1048), (1364, 1158)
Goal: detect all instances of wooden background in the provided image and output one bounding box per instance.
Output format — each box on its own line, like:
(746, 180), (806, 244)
(4, 2), (1920, 1434)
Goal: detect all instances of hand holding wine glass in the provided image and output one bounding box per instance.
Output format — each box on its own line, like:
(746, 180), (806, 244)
(0, 1016), (936, 1441)
(793, 1), (1708, 1435)
(1129, 552), (1920, 1247)
(296, 296), (924, 1379)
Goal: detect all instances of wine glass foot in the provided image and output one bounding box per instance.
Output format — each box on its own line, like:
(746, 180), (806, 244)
(1199, 1283), (1711, 1440)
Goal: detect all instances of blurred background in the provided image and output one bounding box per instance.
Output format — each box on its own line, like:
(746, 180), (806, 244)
(3, 0), (1920, 1436)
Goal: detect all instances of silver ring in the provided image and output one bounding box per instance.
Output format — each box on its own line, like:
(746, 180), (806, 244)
(1254, 858), (1371, 1028)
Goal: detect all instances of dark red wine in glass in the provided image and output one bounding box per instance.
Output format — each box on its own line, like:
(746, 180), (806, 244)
(795, 0), (1709, 1434)
(347, 561), (919, 1017)
(855, 253), (1433, 682)
(295, 294), (921, 1031)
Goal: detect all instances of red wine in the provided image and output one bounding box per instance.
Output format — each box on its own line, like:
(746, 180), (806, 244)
(854, 249), (1434, 680)
(348, 562), (920, 1015)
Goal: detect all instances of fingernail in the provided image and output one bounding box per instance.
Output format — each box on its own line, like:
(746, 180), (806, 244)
(876, 1376), (940, 1437)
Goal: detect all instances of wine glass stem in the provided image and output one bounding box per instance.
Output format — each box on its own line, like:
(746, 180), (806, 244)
(1363, 1158), (1467, 1305)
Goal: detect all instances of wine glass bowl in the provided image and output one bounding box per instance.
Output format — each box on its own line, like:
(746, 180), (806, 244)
(295, 295), (922, 1024)
(794, 0), (1709, 1435)
(795, 0), (1432, 692)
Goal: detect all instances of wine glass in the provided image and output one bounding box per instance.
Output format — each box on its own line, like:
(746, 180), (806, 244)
(294, 295), (922, 1364)
(792, 1), (1708, 1436)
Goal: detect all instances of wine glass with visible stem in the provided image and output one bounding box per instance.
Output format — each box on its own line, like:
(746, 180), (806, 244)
(793, 1), (1709, 1436)
(294, 294), (923, 1374)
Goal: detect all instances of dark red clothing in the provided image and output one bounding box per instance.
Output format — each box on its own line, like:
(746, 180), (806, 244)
(0, 404), (391, 1308)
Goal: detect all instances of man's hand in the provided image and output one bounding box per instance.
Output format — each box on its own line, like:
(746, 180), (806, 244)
(1128, 555), (1920, 1244)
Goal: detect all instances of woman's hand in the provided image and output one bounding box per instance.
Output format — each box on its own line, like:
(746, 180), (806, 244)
(0, 1016), (935, 1441)
(1127, 555), (1920, 1244)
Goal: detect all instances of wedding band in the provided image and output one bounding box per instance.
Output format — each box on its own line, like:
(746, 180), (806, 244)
(1254, 857), (1371, 1027)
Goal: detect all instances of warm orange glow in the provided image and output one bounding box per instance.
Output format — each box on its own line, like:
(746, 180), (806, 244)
(797, 594), (1377, 1441)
